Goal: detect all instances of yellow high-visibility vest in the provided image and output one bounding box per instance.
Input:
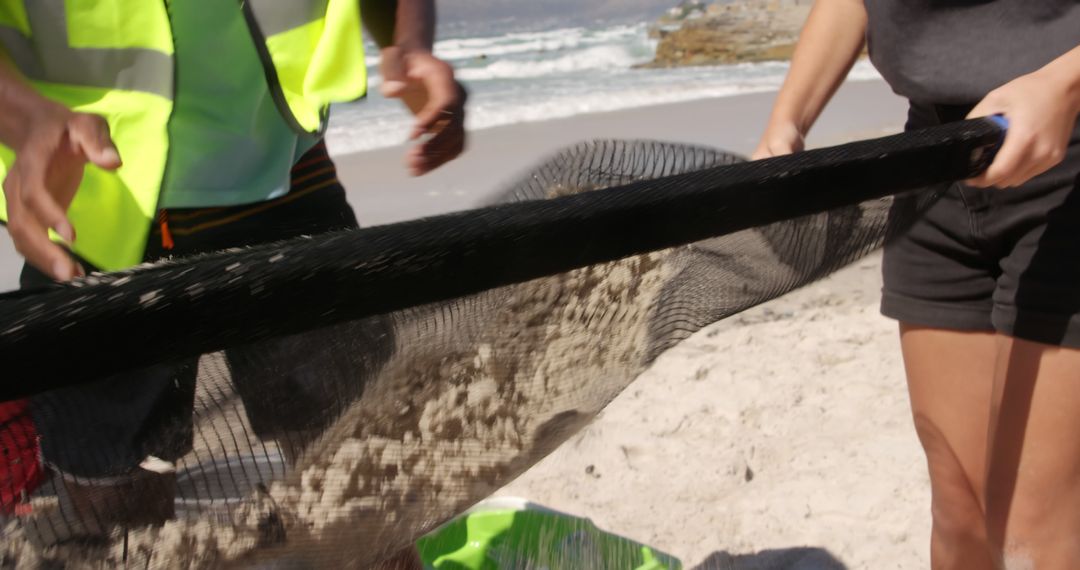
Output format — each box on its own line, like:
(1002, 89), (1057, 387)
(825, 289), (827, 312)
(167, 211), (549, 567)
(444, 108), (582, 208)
(0, 0), (367, 270)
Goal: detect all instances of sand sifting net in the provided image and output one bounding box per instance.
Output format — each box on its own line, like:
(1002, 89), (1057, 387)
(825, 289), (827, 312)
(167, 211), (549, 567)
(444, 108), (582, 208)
(0, 119), (1002, 568)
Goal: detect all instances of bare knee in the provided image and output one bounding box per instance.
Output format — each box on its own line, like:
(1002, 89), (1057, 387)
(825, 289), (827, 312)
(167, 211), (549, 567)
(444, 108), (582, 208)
(912, 414), (988, 540)
(930, 493), (985, 538)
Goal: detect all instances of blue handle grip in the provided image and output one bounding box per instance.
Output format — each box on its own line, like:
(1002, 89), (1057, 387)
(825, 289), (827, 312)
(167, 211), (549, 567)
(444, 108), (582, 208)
(988, 114), (1009, 133)
(966, 115), (1009, 175)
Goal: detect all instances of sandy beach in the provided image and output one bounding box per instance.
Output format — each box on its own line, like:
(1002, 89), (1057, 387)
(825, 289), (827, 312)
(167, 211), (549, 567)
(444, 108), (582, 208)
(0, 78), (930, 568)
(498, 250), (928, 569)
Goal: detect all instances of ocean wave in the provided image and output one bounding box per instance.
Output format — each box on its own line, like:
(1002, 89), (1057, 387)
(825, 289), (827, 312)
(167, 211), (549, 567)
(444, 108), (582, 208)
(434, 24), (643, 62)
(454, 44), (648, 81)
(362, 24), (647, 76)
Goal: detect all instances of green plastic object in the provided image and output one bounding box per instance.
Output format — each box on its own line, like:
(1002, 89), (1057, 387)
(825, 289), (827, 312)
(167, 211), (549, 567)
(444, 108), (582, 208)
(416, 498), (682, 570)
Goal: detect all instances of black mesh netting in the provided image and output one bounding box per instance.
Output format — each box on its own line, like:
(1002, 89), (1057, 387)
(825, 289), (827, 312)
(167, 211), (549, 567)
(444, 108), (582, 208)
(0, 119), (1002, 568)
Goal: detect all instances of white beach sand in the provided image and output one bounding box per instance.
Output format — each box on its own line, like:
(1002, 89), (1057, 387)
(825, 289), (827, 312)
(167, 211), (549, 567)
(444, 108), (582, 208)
(498, 250), (929, 569)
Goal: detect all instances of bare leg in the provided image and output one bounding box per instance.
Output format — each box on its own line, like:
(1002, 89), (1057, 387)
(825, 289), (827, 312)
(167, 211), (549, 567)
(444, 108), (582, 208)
(899, 324), (996, 569)
(984, 337), (1080, 569)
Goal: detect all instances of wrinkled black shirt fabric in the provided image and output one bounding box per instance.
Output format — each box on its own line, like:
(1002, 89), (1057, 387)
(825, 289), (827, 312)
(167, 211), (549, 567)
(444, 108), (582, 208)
(864, 0), (1080, 104)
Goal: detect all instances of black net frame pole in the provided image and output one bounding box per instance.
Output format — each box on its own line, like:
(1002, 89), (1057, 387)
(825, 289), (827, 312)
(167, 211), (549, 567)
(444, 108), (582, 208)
(0, 118), (1003, 394)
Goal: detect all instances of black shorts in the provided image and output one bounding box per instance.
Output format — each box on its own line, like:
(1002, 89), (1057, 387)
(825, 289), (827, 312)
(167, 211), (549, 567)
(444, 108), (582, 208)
(25, 142), (393, 479)
(881, 103), (1080, 346)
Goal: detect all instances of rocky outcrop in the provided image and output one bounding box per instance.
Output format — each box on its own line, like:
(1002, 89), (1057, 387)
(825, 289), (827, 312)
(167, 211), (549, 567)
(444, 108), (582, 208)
(640, 0), (813, 68)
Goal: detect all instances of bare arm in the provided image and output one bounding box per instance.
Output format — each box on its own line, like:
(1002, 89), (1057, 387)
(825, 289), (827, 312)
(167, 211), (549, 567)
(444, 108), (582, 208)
(364, 0), (467, 176)
(1057, 44), (1080, 104)
(391, 0), (435, 52)
(753, 0), (868, 159)
(360, 0), (434, 51)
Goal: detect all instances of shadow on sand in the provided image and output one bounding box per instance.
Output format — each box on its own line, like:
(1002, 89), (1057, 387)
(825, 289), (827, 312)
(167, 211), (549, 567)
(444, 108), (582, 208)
(691, 547), (846, 570)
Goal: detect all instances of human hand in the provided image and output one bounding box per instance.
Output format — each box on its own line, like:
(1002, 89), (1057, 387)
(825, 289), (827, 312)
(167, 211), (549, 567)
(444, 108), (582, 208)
(966, 68), (1080, 188)
(2, 104), (121, 280)
(752, 121), (805, 160)
(380, 46), (467, 176)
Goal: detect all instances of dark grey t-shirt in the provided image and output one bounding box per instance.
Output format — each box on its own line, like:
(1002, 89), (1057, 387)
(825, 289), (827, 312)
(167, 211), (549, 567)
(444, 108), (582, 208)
(864, 0), (1080, 104)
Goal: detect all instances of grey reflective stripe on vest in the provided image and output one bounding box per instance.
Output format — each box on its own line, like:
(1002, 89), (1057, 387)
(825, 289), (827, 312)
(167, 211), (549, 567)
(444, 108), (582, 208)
(0, 1), (172, 98)
(244, 0), (328, 37)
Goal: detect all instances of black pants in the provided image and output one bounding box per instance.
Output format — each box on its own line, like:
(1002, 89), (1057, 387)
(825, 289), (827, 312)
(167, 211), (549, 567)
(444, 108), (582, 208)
(26, 143), (394, 479)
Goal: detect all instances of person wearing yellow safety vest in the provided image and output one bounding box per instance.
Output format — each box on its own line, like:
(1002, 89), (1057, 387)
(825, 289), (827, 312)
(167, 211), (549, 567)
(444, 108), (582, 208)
(0, 0), (464, 562)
